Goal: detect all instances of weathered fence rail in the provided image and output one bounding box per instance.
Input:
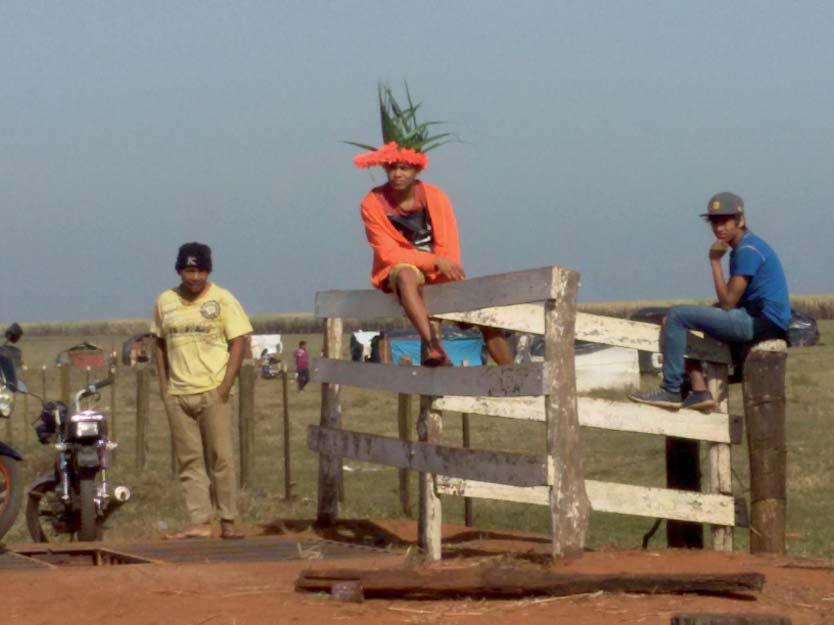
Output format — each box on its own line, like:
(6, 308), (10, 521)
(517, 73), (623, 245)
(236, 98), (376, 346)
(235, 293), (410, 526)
(309, 265), (748, 560)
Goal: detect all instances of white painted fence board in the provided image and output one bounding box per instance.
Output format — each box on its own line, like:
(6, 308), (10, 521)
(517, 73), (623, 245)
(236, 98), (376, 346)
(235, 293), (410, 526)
(312, 358), (549, 397)
(432, 396), (733, 444)
(308, 426), (549, 487)
(435, 307), (730, 364)
(315, 266), (576, 319)
(435, 478), (735, 525)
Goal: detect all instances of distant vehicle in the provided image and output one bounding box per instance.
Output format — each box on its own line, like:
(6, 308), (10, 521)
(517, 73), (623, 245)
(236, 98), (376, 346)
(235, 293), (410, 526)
(787, 309), (820, 347)
(627, 306), (820, 374)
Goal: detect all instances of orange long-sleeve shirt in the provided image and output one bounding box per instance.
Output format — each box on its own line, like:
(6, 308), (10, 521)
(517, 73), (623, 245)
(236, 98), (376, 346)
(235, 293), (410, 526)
(360, 182), (461, 290)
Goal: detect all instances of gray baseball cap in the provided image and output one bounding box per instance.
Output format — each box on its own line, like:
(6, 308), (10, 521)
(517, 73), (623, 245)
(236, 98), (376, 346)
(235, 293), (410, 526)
(701, 192), (744, 217)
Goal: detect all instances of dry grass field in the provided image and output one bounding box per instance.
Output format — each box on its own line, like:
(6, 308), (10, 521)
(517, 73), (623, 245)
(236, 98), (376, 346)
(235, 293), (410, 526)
(2, 319), (832, 558)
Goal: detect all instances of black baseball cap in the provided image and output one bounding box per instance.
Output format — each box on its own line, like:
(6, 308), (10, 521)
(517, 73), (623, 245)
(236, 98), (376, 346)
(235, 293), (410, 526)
(175, 242), (213, 272)
(701, 192), (744, 218)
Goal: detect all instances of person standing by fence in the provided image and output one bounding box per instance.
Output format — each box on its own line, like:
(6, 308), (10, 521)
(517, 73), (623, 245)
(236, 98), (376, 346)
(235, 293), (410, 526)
(348, 83), (512, 366)
(293, 340), (309, 390)
(629, 192), (790, 410)
(151, 242), (253, 539)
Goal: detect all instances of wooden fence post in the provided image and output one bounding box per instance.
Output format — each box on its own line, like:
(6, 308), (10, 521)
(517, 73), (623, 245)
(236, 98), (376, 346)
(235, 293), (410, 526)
(238, 359), (256, 489)
(20, 365), (30, 448)
(742, 340), (788, 555)
(544, 269), (590, 558)
(397, 356), (412, 517)
(59, 362), (71, 407)
(460, 359), (473, 527)
(418, 394), (443, 560)
(707, 362), (733, 551)
(4, 364), (14, 444)
(317, 317), (343, 527)
(108, 360), (118, 463)
(135, 365), (149, 471)
(281, 365), (293, 500)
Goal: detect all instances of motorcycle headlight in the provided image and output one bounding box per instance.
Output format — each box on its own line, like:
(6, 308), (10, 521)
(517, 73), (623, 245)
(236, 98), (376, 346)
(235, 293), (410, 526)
(0, 385), (14, 418)
(70, 414), (102, 438)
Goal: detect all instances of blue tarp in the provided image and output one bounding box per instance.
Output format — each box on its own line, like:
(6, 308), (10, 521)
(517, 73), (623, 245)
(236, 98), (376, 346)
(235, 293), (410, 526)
(391, 336), (484, 367)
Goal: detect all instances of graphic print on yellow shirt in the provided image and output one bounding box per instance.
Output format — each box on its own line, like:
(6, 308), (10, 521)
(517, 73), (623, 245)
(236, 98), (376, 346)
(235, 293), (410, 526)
(150, 283), (253, 396)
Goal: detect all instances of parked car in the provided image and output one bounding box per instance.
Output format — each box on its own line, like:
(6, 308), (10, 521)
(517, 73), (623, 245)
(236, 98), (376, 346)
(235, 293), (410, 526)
(627, 306), (820, 374)
(787, 309), (820, 347)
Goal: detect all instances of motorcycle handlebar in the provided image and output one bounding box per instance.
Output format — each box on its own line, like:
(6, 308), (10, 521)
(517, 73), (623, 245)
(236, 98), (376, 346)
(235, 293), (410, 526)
(73, 375), (114, 409)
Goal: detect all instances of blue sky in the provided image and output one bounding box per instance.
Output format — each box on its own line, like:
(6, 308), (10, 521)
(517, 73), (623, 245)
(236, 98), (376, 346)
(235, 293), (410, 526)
(2, 1), (832, 322)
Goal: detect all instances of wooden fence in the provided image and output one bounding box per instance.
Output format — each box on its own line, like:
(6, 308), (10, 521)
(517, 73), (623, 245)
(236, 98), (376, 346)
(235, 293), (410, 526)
(309, 265), (744, 560)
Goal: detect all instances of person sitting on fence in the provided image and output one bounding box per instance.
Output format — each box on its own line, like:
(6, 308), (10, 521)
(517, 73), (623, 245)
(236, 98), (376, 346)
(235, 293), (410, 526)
(348, 83), (513, 367)
(629, 192), (790, 410)
(151, 242), (253, 540)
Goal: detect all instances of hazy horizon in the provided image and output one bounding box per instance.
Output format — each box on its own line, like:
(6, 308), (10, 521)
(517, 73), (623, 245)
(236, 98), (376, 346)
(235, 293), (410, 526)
(4, 2), (833, 323)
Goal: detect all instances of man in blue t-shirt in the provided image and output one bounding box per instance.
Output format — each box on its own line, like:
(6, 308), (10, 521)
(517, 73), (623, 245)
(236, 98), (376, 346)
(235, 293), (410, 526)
(630, 192), (790, 410)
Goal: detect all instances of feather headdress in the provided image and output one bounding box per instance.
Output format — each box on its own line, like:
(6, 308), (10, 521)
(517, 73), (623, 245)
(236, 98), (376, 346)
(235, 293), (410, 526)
(346, 83), (455, 170)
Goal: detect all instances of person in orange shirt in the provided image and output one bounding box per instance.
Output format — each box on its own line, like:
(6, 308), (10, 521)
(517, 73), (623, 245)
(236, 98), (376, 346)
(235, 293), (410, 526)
(350, 84), (512, 366)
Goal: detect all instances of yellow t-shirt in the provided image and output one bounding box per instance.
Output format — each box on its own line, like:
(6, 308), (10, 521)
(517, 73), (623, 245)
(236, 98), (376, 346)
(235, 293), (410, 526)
(150, 283), (253, 396)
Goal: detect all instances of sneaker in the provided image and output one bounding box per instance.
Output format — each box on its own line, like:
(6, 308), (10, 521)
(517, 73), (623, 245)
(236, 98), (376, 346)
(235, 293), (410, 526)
(628, 388), (683, 410)
(682, 390), (715, 411)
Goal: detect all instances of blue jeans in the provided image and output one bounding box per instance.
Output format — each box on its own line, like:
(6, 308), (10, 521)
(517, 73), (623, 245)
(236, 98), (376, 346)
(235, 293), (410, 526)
(661, 306), (754, 393)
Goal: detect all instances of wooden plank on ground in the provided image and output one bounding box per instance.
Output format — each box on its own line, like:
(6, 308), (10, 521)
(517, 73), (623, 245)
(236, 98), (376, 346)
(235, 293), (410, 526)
(311, 358), (548, 397)
(432, 396), (734, 444)
(434, 306), (731, 364)
(315, 266), (577, 319)
(296, 567), (765, 599)
(434, 477), (736, 525)
(308, 426), (549, 487)
(671, 615), (791, 625)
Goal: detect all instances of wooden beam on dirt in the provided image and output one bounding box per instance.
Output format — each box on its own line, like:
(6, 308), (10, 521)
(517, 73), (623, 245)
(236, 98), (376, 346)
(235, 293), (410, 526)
(670, 614), (791, 625)
(315, 266), (576, 319)
(308, 426), (549, 487)
(311, 358), (549, 397)
(295, 567), (765, 600)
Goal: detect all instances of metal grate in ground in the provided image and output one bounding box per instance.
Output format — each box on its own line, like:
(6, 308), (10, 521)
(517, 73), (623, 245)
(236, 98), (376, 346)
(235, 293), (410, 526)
(0, 549), (52, 570)
(1, 536), (396, 569)
(122, 536), (394, 564)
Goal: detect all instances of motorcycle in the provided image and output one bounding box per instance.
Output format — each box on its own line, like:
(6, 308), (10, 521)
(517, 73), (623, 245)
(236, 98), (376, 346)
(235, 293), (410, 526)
(0, 352), (25, 541)
(26, 374), (130, 542)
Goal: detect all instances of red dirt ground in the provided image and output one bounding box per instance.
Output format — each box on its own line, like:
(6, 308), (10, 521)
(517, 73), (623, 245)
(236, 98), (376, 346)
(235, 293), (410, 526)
(5, 521), (833, 625)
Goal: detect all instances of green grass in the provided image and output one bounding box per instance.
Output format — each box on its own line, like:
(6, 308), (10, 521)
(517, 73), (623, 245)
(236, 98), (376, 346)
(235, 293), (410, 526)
(3, 324), (833, 558)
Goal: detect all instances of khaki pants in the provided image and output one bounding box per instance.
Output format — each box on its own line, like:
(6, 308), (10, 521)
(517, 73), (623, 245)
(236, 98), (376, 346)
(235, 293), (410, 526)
(164, 388), (237, 524)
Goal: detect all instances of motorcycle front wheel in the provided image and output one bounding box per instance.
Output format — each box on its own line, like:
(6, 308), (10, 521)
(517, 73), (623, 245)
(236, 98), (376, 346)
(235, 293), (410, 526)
(77, 477), (98, 541)
(0, 455), (23, 540)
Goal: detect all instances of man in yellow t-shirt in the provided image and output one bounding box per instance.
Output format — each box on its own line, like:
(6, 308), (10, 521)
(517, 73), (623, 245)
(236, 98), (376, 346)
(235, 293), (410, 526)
(151, 242), (253, 539)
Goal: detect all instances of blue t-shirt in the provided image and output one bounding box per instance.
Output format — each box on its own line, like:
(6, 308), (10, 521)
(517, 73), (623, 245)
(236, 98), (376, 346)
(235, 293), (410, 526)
(730, 231), (791, 330)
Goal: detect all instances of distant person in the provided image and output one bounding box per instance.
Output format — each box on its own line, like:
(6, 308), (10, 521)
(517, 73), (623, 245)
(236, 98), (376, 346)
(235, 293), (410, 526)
(0, 322), (24, 369)
(293, 340), (309, 390)
(629, 193), (790, 410)
(348, 84), (512, 366)
(151, 242), (253, 540)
